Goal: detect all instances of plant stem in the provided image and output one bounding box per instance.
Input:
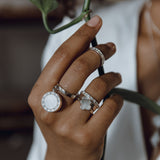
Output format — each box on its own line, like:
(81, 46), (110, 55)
(82, 1), (106, 160)
(82, 0), (91, 11)
(42, 7), (91, 34)
(83, 1), (105, 76)
(110, 88), (160, 114)
(42, 13), (83, 34)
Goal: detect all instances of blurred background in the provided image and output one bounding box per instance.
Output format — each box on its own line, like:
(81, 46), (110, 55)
(0, 0), (75, 159)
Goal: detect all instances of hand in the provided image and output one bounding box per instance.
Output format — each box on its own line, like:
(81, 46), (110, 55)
(28, 16), (123, 160)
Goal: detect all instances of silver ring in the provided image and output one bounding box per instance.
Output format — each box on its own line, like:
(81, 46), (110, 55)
(41, 84), (77, 112)
(41, 90), (62, 112)
(54, 84), (77, 99)
(77, 91), (99, 114)
(90, 47), (105, 66)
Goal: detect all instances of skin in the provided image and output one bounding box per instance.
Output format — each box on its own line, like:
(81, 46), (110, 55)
(28, 16), (123, 160)
(28, 0), (160, 159)
(137, 0), (160, 159)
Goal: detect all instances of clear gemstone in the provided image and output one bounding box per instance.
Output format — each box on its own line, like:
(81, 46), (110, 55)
(80, 99), (91, 110)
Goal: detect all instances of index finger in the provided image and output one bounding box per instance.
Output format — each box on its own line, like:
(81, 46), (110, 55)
(35, 16), (103, 93)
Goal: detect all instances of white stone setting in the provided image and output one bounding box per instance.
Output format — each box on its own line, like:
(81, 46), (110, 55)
(80, 98), (92, 110)
(41, 91), (61, 112)
(79, 91), (99, 112)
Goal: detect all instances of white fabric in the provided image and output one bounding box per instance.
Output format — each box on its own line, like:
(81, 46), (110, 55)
(27, 0), (149, 159)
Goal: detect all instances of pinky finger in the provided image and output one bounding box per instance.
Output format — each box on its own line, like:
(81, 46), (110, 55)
(87, 94), (123, 138)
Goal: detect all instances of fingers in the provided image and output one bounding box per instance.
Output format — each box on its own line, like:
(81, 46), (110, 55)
(70, 72), (122, 123)
(87, 94), (123, 139)
(59, 43), (116, 104)
(28, 16), (103, 114)
(34, 16), (102, 94)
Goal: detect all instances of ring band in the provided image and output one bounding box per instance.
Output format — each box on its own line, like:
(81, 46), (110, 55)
(54, 84), (77, 99)
(77, 91), (99, 114)
(90, 47), (105, 66)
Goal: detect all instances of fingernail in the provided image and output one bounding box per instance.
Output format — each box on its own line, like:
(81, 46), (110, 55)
(106, 42), (116, 52)
(87, 16), (101, 27)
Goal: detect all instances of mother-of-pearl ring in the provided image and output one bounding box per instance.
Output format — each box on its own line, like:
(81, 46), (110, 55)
(77, 91), (100, 114)
(90, 47), (105, 66)
(41, 84), (77, 112)
(41, 89), (62, 112)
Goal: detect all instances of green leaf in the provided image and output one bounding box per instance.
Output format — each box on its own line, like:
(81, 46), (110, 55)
(30, 0), (58, 14)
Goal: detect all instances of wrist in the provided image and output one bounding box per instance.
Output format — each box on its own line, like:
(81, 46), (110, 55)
(45, 147), (101, 160)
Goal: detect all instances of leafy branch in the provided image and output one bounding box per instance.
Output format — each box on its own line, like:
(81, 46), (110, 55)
(30, 0), (92, 34)
(30, 0), (160, 114)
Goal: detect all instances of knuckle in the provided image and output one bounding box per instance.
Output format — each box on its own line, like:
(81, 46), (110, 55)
(39, 111), (54, 126)
(72, 58), (90, 76)
(108, 72), (122, 83)
(111, 94), (124, 108)
(100, 72), (122, 88)
(75, 130), (92, 147)
(106, 97), (122, 115)
(93, 77), (108, 92)
(55, 122), (72, 137)
(28, 83), (41, 108)
(28, 91), (39, 111)
(28, 93), (33, 107)
(75, 27), (92, 41)
(106, 102), (117, 116)
(56, 43), (72, 59)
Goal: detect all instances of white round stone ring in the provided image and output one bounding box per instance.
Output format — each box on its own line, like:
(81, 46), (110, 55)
(41, 90), (62, 112)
